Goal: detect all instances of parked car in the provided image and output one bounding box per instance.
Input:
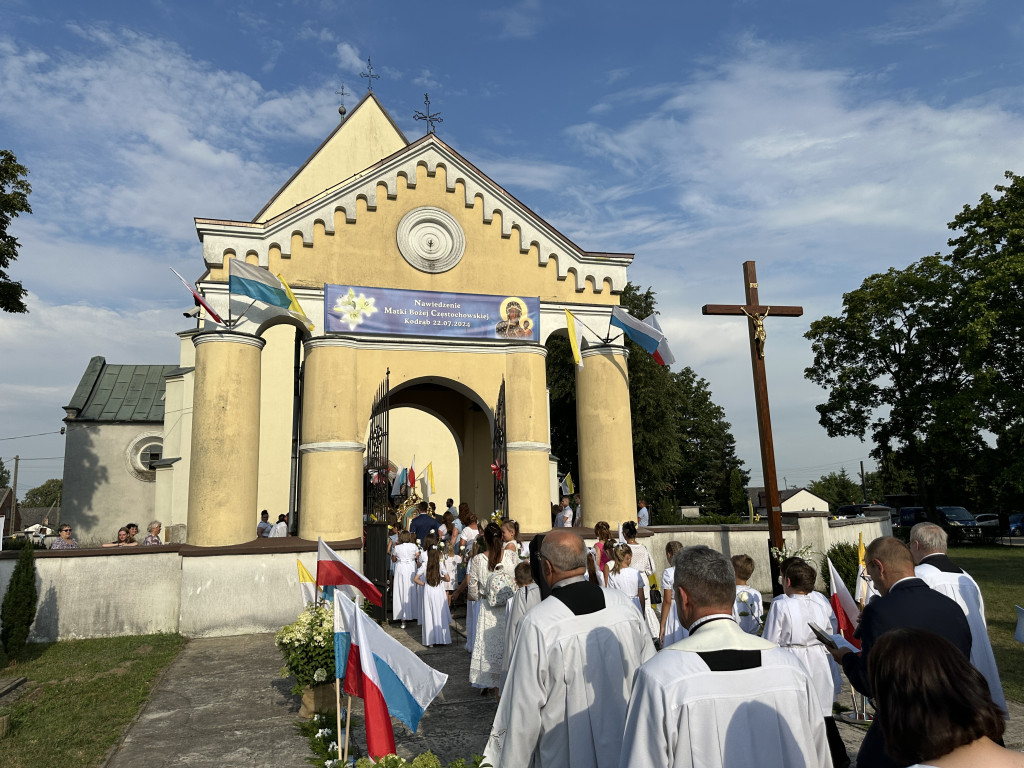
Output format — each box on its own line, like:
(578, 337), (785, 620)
(1009, 513), (1024, 537)
(835, 503), (893, 519)
(975, 513), (1001, 540)
(898, 506), (982, 543)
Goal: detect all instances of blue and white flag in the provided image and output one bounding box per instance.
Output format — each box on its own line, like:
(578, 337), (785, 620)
(229, 260), (292, 309)
(610, 307), (665, 355)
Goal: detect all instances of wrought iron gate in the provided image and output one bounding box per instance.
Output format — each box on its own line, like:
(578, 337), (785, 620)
(364, 369), (391, 522)
(492, 377), (509, 519)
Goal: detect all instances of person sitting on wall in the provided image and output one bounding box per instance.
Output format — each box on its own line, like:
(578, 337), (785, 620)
(142, 520), (164, 546)
(257, 510), (272, 537)
(103, 527), (139, 548)
(50, 524), (79, 550)
(267, 514), (289, 537)
(124, 522), (140, 543)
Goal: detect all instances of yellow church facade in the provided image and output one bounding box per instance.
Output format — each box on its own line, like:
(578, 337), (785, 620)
(156, 93), (637, 547)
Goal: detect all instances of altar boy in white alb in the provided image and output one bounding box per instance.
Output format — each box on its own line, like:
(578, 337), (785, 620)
(619, 545), (832, 768)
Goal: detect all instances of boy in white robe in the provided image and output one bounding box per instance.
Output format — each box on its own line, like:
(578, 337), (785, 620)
(910, 522), (1007, 714)
(730, 553), (763, 633)
(761, 559), (847, 767)
(620, 544), (831, 768)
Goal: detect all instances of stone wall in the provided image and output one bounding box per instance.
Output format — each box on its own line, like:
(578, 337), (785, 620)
(0, 514), (891, 641)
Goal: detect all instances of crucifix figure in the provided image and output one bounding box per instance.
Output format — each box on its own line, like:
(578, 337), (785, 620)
(360, 57), (380, 92)
(413, 92), (443, 134)
(703, 260), (803, 595)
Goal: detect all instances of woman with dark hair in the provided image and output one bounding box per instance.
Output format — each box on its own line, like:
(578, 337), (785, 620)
(869, 628), (1020, 768)
(468, 522), (518, 695)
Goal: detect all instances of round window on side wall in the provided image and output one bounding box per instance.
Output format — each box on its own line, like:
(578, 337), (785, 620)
(125, 432), (163, 482)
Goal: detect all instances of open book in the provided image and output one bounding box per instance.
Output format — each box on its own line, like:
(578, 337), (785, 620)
(809, 622), (858, 652)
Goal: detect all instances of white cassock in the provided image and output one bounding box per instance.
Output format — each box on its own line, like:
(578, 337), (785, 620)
(761, 593), (841, 717)
(499, 582), (542, 692)
(484, 582), (655, 768)
(620, 615), (832, 768)
(915, 561), (1007, 714)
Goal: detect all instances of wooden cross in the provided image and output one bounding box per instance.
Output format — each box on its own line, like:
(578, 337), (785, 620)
(702, 260), (803, 595)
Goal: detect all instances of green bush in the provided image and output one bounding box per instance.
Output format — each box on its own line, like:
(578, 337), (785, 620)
(684, 514), (746, 526)
(1, 538), (39, 660)
(821, 541), (859, 595)
(275, 603), (335, 695)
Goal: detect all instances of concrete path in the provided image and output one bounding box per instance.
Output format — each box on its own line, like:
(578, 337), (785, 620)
(104, 606), (1023, 766)
(103, 633), (311, 767)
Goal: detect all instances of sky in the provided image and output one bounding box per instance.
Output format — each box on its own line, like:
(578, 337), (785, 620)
(2, 0), (1023, 497)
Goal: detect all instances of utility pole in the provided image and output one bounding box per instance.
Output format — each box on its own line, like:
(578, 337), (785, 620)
(11, 454), (20, 531)
(860, 460), (868, 503)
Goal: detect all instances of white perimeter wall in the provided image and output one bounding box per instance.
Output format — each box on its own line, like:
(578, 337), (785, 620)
(0, 514), (888, 642)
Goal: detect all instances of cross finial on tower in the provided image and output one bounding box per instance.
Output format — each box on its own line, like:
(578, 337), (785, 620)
(413, 92), (443, 134)
(360, 58), (380, 92)
(336, 83), (348, 122)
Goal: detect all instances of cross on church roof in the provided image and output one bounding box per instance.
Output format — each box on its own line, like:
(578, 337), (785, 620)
(360, 58), (380, 92)
(413, 92), (443, 134)
(336, 83), (348, 121)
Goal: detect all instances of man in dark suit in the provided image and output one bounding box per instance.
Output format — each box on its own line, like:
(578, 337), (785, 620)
(829, 536), (972, 768)
(408, 501), (437, 544)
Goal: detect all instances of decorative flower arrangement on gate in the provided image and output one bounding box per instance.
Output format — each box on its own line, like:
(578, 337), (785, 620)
(275, 603), (335, 695)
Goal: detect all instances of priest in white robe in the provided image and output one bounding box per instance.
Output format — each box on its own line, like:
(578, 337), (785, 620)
(484, 530), (655, 768)
(910, 522), (1007, 714)
(620, 545), (832, 768)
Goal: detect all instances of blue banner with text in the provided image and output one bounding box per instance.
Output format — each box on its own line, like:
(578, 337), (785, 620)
(324, 285), (540, 341)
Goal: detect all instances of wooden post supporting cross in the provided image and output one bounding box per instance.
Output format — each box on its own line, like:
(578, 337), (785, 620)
(702, 260), (803, 596)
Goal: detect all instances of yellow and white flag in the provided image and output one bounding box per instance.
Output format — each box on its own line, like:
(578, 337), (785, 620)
(278, 273), (315, 331)
(424, 462), (436, 494)
(297, 559), (318, 607)
(565, 309), (584, 368)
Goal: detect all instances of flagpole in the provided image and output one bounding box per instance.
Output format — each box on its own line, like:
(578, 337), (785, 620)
(335, 679), (343, 764)
(343, 694), (353, 764)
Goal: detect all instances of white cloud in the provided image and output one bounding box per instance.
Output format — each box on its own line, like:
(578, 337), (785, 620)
(482, 0), (544, 40)
(335, 42), (364, 72)
(412, 69), (441, 91)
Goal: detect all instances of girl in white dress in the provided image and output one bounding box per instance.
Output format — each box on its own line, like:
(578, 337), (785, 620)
(442, 539), (461, 605)
(391, 531), (419, 628)
(623, 521), (659, 638)
(462, 537), (487, 652)
(658, 540), (688, 647)
(606, 542), (646, 617)
(414, 545), (451, 647)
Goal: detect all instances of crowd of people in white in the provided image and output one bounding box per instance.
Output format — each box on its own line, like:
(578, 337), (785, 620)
(387, 503), (1019, 768)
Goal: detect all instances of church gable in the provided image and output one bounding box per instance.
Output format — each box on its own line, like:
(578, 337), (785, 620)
(254, 92), (409, 224)
(197, 132), (631, 302)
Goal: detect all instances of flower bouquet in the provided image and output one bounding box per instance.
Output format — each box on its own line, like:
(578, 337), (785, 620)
(275, 603), (335, 696)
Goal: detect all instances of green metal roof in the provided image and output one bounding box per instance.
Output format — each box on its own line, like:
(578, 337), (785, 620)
(65, 356), (176, 422)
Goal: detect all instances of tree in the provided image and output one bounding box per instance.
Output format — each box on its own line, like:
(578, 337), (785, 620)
(0, 149), (32, 314)
(21, 478), (61, 509)
(0, 457), (9, 489)
(0, 539), (38, 661)
(546, 283), (749, 518)
(808, 469), (862, 512)
(805, 172), (1024, 512)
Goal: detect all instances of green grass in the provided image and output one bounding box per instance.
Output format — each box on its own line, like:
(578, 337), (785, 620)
(0, 633), (186, 768)
(948, 544), (1024, 704)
